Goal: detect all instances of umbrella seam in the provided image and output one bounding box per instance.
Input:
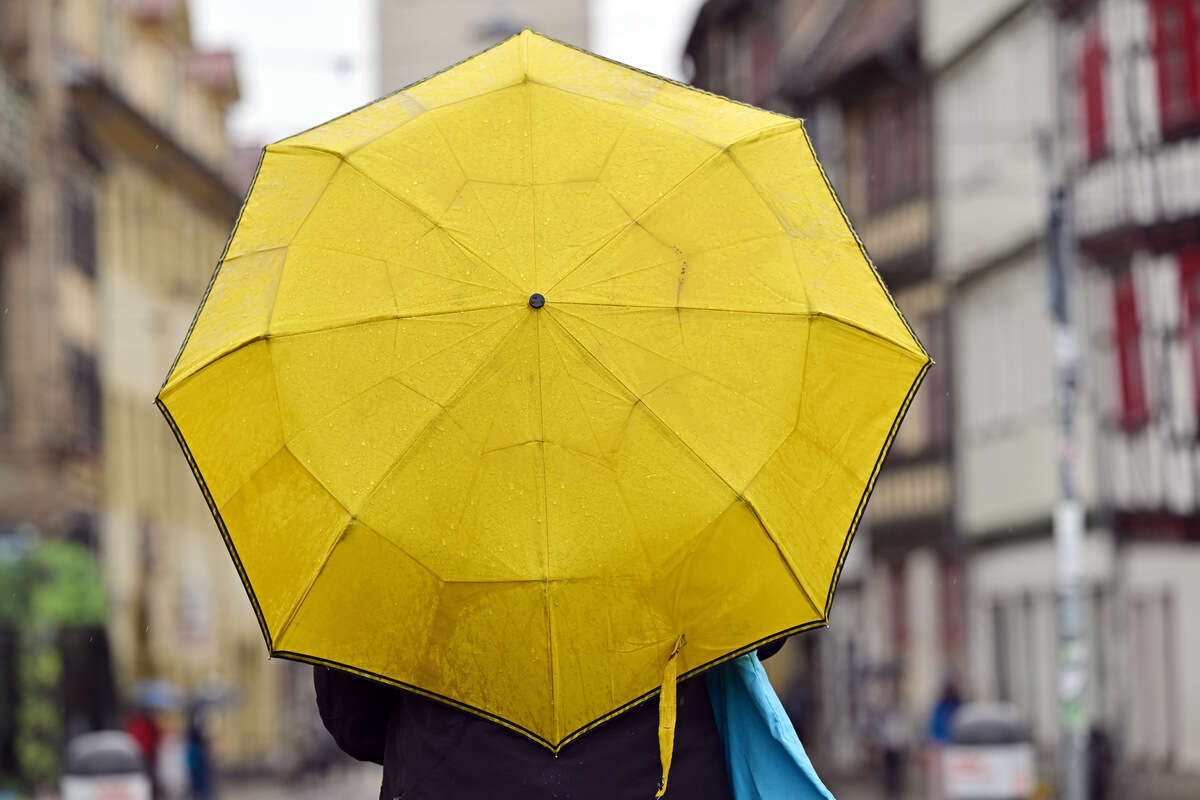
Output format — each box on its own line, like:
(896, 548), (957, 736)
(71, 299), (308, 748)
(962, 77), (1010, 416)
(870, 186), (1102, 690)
(272, 512), (355, 648)
(159, 304), (521, 394)
(288, 145), (526, 295)
(544, 119), (800, 298)
(273, 155), (344, 329)
(553, 303), (928, 361)
(823, 358), (931, 619)
(532, 311), (563, 744)
(741, 500), (824, 618)
(543, 312), (747, 504)
(558, 232), (785, 295)
(344, 313), (529, 522)
(275, 310), (521, 451)
(550, 304), (806, 433)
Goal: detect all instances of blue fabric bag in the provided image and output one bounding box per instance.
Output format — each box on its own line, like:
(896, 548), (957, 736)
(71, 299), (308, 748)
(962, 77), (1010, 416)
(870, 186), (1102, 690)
(705, 653), (836, 800)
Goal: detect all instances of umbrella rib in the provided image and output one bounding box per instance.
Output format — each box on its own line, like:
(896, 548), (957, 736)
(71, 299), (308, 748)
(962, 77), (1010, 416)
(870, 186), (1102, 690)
(543, 313), (742, 502)
(290, 145), (526, 295)
(560, 232), (785, 295)
(555, 304), (926, 360)
(347, 312), (529, 523)
(544, 120), (794, 299)
(532, 311), (563, 744)
(549, 306), (799, 431)
(161, 304), (522, 393)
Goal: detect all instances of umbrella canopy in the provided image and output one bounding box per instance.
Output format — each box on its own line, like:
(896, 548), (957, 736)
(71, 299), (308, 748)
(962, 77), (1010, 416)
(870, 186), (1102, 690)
(157, 31), (929, 754)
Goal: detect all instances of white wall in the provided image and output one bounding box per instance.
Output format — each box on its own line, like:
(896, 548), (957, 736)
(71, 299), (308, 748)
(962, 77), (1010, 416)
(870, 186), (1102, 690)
(378, 0), (589, 92)
(953, 251), (1057, 533)
(932, 4), (1054, 276)
(967, 532), (1115, 746)
(921, 0), (1030, 68)
(1120, 543), (1200, 772)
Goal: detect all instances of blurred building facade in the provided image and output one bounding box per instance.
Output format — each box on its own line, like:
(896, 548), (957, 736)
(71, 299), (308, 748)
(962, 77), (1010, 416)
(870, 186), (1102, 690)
(921, 0), (1115, 769)
(687, 0), (1200, 793)
(1056, 0), (1200, 778)
(0, 0), (319, 784)
(686, 0), (958, 779)
(377, 0), (589, 94)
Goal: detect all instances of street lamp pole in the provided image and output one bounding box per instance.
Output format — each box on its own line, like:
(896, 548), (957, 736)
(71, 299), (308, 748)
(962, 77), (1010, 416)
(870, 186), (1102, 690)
(1046, 5), (1088, 799)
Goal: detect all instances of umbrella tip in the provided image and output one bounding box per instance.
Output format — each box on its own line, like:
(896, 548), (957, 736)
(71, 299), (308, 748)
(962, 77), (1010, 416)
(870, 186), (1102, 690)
(529, 293), (545, 309)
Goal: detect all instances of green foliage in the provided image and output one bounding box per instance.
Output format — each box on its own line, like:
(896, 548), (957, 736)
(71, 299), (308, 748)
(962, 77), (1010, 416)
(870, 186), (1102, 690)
(1, 540), (108, 791)
(25, 541), (107, 626)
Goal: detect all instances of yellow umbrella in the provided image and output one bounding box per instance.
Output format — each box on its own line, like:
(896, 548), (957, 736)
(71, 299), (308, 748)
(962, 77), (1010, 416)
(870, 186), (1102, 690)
(157, 29), (928, 786)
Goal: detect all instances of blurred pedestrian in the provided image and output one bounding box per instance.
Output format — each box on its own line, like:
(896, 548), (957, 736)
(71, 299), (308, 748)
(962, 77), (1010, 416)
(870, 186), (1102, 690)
(124, 705), (161, 798)
(313, 641), (787, 799)
(925, 679), (961, 800)
(185, 708), (214, 800)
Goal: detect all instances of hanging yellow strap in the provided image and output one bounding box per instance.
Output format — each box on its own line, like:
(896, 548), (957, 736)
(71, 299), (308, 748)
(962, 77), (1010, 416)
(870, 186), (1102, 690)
(655, 634), (686, 799)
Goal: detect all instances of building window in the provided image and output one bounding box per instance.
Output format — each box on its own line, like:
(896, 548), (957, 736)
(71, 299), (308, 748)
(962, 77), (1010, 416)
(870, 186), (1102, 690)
(748, 24), (776, 105)
(863, 89), (927, 214)
(67, 346), (101, 450)
(1113, 270), (1148, 429)
(67, 185), (96, 278)
(889, 561), (907, 658)
(1150, 0), (1200, 137)
(1080, 21), (1107, 161)
(923, 308), (950, 448)
(1180, 248), (1200, 420)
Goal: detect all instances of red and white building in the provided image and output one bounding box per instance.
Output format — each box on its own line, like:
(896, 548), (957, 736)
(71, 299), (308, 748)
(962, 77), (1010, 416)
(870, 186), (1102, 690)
(1059, 0), (1200, 778)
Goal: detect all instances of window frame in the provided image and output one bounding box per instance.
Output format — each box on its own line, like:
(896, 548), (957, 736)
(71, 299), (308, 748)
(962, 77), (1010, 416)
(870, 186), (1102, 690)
(1113, 269), (1149, 430)
(1150, 0), (1200, 138)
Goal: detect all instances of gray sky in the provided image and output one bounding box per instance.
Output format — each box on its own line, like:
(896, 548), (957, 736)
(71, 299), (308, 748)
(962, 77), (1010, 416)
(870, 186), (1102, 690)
(189, 0), (706, 145)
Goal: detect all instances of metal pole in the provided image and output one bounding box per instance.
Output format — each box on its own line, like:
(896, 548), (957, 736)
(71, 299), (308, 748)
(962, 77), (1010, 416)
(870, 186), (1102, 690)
(1045, 4), (1088, 798)
(1049, 185), (1087, 800)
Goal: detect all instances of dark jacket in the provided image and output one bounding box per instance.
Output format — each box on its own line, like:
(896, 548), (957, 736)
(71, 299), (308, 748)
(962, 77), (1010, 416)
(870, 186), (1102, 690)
(314, 643), (783, 800)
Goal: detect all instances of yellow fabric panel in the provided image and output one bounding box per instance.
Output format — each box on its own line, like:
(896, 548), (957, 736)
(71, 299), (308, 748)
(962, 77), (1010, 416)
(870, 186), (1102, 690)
(419, 579), (555, 737)
(529, 83), (633, 184)
(355, 314), (547, 583)
(270, 321), (397, 439)
(653, 499), (823, 675)
(441, 182), (534, 290)
(275, 522), (442, 677)
(218, 447), (351, 634)
(161, 340), (284, 508)
(392, 307), (526, 404)
(557, 232), (806, 314)
(732, 123), (923, 355)
(285, 375), (443, 511)
(532, 183), (632, 290)
(389, 228), (518, 315)
(289, 163), (434, 266)
(226, 146), (339, 258)
(525, 32), (664, 111)
(270, 245), (395, 336)
(549, 305), (808, 491)
(348, 113), (470, 218)
(404, 34), (526, 111)
(428, 84), (533, 185)
(172, 247), (285, 380)
(636, 153), (783, 257)
(525, 32), (780, 148)
(274, 91), (423, 156)
(597, 114), (719, 219)
(744, 317), (928, 615)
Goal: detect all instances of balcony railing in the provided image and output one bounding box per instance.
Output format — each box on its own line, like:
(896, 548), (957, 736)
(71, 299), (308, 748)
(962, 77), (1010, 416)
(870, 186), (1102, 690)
(1074, 136), (1200, 253)
(0, 68), (28, 186)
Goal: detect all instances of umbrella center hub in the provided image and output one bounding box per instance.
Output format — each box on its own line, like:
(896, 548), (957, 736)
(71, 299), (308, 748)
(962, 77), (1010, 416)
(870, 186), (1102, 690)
(529, 293), (545, 309)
